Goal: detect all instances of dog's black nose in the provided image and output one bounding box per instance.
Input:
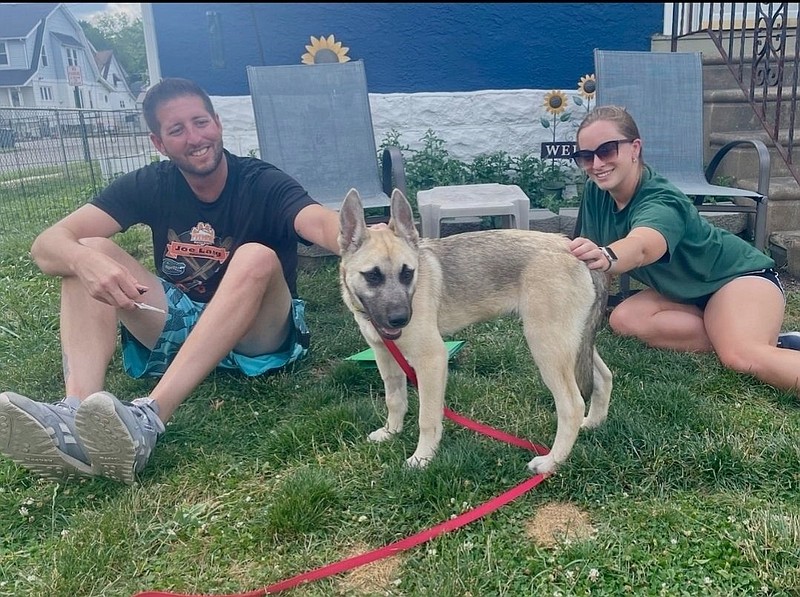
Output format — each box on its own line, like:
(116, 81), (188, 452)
(387, 314), (410, 328)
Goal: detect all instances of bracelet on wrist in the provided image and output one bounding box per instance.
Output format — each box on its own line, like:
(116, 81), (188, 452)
(599, 246), (618, 272)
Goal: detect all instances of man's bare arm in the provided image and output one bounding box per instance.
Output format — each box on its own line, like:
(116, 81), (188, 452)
(30, 204), (147, 307)
(294, 203), (342, 257)
(31, 204), (123, 276)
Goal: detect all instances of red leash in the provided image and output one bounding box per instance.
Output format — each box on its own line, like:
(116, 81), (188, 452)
(381, 339), (548, 453)
(133, 339), (550, 597)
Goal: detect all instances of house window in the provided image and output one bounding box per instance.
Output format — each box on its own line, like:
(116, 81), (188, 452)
(10, 89), (21, 107)
(41, 44), (48, 67)
(66, 47), (79, 67)
(40, 86), (53, 101)
(0, 42), (8, 66)
(119, 100), (126, 108)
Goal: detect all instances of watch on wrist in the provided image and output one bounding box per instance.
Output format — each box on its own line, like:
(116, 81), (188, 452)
(599, 246), (618, 271)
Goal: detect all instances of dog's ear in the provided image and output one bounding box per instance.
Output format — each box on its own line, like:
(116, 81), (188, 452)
(389, 188), (419, 247)
(338, 188), (368, 254)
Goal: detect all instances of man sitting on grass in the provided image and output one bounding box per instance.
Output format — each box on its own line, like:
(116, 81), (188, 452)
(0, 77), (342, 485)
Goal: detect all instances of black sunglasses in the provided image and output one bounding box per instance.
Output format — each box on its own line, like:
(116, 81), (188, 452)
(571, 139), (633, 168)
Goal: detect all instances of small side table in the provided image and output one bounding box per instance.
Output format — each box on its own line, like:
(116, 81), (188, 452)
(416, 183), (531, 239)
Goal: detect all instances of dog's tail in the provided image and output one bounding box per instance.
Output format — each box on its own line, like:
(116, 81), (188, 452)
(576, 269), (608, 398)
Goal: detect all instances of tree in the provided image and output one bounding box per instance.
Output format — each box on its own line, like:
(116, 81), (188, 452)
(80, 13), (147, 86)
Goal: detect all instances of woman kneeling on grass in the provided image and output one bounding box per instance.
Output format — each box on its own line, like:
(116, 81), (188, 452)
(569, 105), (800, 395)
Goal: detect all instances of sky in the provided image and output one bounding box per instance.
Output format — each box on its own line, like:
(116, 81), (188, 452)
(65, 3), (141, 23)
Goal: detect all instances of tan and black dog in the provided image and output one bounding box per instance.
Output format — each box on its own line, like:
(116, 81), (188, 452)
(338, 188), (613, 475)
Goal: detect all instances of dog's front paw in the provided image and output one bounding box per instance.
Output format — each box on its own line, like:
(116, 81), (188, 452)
(405, 453), (433, 468)
(368, 427), (396, 443)
(581, 414), (606, 429)
(527, 455), (558, 475)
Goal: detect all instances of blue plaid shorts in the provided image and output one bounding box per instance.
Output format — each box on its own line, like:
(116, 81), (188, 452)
(120, 279), (310, 379)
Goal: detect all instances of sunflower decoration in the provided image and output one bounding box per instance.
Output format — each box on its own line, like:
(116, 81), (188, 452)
(577, 74), (596, 100)
(301, 35), (351, 65)
(540, 90), (571, 143)
(543, 90), (569, 116)
(574, 74), (596, 113)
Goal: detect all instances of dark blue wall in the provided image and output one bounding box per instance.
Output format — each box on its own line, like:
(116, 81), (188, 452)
(152, 3), (664, 95)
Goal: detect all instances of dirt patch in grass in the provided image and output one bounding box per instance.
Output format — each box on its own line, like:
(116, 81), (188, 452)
(336, 543), (403, 594)
(524, 502), (596, 548)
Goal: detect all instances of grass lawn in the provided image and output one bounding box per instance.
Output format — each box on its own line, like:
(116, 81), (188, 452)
(1, 223), (799, 596)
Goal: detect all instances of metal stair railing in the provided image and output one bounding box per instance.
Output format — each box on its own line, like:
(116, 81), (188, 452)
(670, 2), (800, 185)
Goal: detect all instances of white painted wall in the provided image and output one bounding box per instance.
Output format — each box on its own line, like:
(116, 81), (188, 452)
(212, 89), (589, 163)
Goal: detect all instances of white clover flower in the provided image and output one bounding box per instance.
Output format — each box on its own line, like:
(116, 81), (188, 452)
(19, 507), (28, 517)
(60, 529), (69, 538)
(588, 568), (599, 581)
(358, 515), (368, 523)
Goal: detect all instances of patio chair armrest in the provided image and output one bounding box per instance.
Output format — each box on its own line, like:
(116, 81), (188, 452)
(705, 139), (771, 198)
(703, 138), (770, 251)
(382, 146), (408, 197)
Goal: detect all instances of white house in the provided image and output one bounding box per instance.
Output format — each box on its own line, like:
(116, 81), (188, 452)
(93, 49), (136, 111)
(0, 2), (136, 110)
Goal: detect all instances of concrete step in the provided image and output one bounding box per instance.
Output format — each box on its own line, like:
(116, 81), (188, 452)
(769, 230), (800, 277)
(705, 92), (800, 134)
(735, 175), (800, 236)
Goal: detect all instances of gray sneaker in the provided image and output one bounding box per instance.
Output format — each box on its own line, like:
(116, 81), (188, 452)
(75, 392), (165, 485)
(0, 392), (93, 481)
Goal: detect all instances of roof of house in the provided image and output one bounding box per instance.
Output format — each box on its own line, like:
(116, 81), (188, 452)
(51, 31), (81, 46)
(94, 49), (113, 78)
(0, 3), (58, 39)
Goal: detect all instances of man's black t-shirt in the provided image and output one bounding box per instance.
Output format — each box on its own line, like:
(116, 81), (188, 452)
(91, 150), (317, 302)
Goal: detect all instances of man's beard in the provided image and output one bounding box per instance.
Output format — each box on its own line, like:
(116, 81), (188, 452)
(172, 140), (224, 177)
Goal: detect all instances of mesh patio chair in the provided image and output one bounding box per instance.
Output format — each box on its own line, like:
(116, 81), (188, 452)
(246, 60), (406, 219)
(575, 49), (771, 303)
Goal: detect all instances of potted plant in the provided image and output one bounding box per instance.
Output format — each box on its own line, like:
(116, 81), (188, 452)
(539, 162), (569, 212)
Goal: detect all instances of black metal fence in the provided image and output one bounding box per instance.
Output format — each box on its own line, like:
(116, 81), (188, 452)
(0, 107), (153, 235)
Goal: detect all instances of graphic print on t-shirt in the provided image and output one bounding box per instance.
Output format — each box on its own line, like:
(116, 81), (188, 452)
(162, 222), (232, 296)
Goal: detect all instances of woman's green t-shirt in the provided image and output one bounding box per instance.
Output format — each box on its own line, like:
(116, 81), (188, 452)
(579, 165), (774, 303)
